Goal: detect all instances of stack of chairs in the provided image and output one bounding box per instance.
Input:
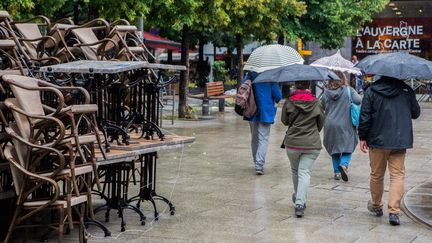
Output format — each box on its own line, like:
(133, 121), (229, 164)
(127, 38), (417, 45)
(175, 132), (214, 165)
(0, 11), (60, 70)
(0, 10), (158, 67)
(1, 74), (107, 242)
(65, 18), (118, 61)
(109, 19), (155, 61)
(0, 10), (171, 241)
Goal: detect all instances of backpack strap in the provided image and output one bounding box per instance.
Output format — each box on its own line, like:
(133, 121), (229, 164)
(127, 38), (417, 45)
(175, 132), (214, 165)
(347, 86), (353, 104)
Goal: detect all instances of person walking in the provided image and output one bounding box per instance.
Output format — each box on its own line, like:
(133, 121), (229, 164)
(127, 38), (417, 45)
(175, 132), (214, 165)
(358, 76), (420, 226)
(321, 71), (362, 181)
(352, 55), (364, 93)
(281, 81), (324, 217)
(247, 71), (282, 175)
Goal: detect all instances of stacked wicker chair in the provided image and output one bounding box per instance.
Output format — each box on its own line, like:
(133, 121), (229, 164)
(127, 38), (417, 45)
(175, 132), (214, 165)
(0, 10), (175, 241)
(1, 74), (107, 242)
(0, 11), (61, 68)
(65, 18), (119, 60)
(1, 10), (161, 65)
(109, 19), (155, 61)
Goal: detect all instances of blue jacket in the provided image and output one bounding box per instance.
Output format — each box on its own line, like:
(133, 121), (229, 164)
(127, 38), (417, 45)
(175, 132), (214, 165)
(247, 73), (282, 123)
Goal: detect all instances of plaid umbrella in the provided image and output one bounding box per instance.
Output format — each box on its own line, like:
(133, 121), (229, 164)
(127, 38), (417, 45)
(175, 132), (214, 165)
(311, 50), (361, 75)
(244, 44), (304, 73)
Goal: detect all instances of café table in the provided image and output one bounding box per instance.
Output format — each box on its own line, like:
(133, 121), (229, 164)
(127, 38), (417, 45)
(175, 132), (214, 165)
(39, 61), (192, 232)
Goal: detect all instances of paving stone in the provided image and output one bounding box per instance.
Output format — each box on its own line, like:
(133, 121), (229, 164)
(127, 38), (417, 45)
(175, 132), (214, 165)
(31, 104), (432, 242)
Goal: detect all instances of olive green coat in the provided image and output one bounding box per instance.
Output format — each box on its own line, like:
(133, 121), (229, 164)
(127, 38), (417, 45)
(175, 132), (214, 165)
(281, 99), (325, 150)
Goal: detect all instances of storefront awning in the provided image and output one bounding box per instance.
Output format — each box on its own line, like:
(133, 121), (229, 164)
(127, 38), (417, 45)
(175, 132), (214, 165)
(143, 32), (181, 52)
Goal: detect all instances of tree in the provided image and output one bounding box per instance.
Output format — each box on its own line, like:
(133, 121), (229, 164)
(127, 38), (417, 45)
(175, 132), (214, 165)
(1, 0), (66, 19)
(85, 0), (150, 21)
(147, 0), (229, 118)
(2, 0), (150, 22)
(283, 0), (389, 49)
(222, 0), (307, 87)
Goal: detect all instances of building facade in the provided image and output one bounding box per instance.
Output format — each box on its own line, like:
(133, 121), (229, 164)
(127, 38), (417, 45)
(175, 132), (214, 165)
(307, 0), (432, 63)
(353, 0), (432, 60)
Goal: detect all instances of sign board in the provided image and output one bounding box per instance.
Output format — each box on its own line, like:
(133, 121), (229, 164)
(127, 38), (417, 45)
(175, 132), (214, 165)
(352, 18), (432, 59)
(297, 39), (313, 57)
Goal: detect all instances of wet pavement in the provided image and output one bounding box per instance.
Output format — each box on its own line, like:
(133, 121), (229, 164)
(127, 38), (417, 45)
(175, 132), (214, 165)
(59, 101), (432, 242)
(404, 181), (432, 228)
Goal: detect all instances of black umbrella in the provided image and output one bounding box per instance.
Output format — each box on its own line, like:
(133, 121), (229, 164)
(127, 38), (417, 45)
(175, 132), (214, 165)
(355, 52), (432, 80)
(252, 64), (340, 83)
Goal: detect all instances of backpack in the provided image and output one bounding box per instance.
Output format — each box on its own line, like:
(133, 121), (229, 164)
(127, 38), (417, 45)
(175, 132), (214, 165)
(234, 79), (257, 118)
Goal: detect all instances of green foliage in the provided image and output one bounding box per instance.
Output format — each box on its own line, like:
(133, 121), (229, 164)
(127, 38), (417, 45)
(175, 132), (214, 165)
(224, 79), (237, 87)
(146, 0), (230, 41)
(212, 61), (228, 81)
(1, 0), (149, 21)
(222, 0), (307, 42)
(188, 82), (198, 89)
(1, 0), (66, 19)
(284, 0), (389, 49)
(86, 0), (150, 21)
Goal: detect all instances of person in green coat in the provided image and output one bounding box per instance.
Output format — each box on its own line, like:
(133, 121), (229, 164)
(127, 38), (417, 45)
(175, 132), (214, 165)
(281, 81), (325, 218)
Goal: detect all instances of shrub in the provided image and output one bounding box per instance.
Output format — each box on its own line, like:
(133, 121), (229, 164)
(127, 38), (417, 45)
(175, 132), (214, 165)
(224, 79), (237, 87)
(188, 82), (198, 89)
(212, 61), (227, 81)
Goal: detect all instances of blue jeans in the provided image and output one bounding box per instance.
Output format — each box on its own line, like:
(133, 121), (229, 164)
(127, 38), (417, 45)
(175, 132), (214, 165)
(332, 153), (352, 173)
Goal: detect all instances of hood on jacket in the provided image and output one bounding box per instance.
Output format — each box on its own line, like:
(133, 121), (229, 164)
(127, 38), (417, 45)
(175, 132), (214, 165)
(371, 76), (409, 98)
(289, 90), (319, 113)
(324, 87), (345, 101)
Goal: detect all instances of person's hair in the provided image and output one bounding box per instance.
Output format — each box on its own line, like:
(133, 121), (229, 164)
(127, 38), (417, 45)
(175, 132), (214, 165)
(295, 81), (311, 90)
(326, 70), (347, 89)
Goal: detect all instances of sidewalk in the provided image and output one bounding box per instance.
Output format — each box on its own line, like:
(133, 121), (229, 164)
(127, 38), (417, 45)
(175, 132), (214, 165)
(77, 103), (432, 242)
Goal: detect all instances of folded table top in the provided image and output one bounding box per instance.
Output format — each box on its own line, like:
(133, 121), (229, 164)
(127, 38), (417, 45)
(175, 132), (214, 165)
(40, 60), (186, 74)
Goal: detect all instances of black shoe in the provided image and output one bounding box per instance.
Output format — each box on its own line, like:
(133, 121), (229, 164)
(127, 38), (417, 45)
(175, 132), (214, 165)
(367, 200), (383, 217)
(389, 213), (400, 226)
(338, 165), (348, 182)
(292, 193), (306, 208)
(295, 204), (305, 218)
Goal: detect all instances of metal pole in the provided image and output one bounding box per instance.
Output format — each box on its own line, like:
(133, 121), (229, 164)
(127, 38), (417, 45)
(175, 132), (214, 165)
(137, 17), (144, 40)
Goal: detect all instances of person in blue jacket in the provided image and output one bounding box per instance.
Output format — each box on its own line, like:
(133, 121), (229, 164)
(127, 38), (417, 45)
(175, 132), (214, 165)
(246, 71), (282, 175)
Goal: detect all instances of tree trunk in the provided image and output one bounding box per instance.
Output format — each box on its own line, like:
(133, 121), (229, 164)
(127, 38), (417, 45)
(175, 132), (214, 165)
(236, 34), (244, 89)
(73, 2), (80, 24)
(278, 34), (284, 45)
(198, 38), (204, 62)
(227, 48), (234, 79)
(178, 25), (190, 118)
(167, 50), (173, 64)
(197, 38), (206, 88)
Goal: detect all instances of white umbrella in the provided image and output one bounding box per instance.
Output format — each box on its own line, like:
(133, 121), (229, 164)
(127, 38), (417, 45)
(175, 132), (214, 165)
(244, 44), (304, 73)
(311, 50), (361, 75)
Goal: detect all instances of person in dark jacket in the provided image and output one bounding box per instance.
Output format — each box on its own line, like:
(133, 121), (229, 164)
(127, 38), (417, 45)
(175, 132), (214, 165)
(358, 76), (420, 226)
(281, 81), (324, 218)
(247, 72), (282, 175)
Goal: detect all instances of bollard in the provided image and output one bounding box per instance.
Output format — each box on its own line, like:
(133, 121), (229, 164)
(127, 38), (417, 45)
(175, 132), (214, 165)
(218, 98), (225, 112)
(202, 99), (210, 116)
